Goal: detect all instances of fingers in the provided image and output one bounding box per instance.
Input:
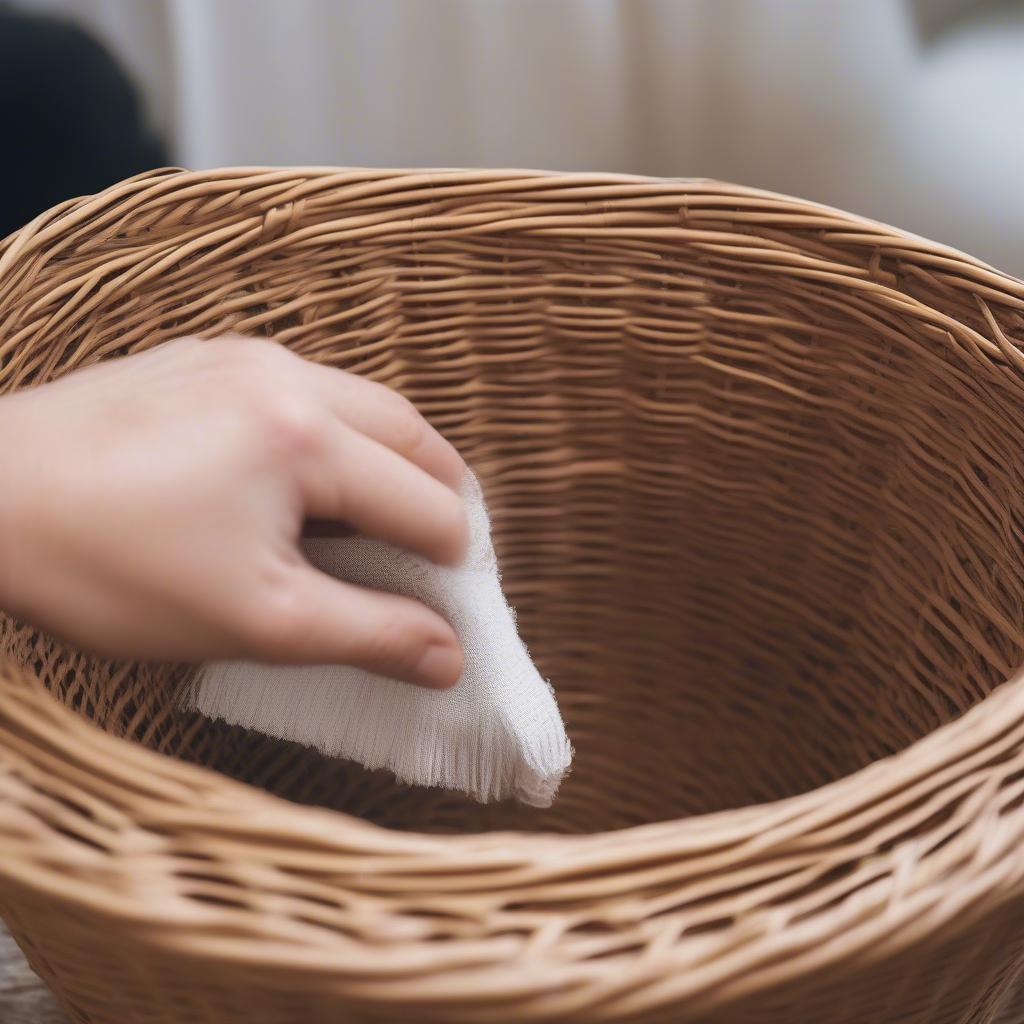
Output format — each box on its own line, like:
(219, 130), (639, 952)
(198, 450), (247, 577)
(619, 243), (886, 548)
(248, 566), (463, 687)
(213, 336), (465, 491)
(304, 364), (465, 491)
(213, 337), (468, 557)
(296, 421), (469, 566)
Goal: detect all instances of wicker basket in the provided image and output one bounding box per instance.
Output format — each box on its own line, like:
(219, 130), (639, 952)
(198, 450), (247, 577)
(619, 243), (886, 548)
(2, 168), (1024, 1024)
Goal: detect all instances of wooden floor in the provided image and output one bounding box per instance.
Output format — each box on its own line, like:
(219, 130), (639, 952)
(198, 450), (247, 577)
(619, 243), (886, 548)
(0, 925), (67, 1023)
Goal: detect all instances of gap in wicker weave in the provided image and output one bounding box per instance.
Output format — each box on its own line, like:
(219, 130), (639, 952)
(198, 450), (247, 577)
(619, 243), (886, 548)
(186, 891), (249, 911)
(682, 916), (735, 936)
(49, 825), (111, 855)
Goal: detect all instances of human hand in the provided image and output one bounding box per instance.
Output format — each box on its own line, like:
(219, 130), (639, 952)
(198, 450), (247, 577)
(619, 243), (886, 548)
(0, 336), (467, 686)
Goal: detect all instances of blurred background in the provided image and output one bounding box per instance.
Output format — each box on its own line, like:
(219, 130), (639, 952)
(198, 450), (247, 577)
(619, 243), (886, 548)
(1, 0), (1023, 275)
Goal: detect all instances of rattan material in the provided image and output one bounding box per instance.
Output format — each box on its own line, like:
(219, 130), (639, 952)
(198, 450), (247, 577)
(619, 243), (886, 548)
(1, 168), (1024, 1023)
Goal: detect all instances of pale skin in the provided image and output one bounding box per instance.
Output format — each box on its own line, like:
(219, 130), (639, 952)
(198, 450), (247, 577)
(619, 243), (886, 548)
(0, 336), (468, 688)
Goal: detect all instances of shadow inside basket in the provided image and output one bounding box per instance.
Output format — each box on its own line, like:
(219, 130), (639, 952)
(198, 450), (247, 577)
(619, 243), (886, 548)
(1, 617), (567, 833)
(4, 587), (1020, 837)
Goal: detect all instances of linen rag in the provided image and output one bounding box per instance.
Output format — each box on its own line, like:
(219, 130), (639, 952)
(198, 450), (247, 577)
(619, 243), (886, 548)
(184, 473), (572, 806)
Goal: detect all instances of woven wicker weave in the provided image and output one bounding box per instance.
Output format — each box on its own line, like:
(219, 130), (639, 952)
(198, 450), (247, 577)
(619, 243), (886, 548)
(2, 168), (1024, 1023)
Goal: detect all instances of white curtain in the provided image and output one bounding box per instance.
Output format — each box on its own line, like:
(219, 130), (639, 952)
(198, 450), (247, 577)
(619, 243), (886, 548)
(13, 0), (1024, 276)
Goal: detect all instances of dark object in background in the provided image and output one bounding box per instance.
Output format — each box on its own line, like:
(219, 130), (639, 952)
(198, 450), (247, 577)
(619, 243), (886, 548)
(0, 7), (168, 238)
(907, 0), (1023, 43)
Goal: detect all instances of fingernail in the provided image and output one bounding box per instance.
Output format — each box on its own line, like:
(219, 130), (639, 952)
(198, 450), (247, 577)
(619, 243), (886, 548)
(415, 641), (463, 688)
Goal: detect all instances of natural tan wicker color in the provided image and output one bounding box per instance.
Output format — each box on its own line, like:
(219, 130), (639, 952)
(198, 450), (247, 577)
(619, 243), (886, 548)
(2, 168), (1024, 1024)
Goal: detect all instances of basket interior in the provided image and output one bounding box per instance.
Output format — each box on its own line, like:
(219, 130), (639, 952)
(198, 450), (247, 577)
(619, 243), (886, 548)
(4, 190), (1024, 835)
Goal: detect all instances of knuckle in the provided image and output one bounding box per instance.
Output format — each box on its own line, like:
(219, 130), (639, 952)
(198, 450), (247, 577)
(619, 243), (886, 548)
(359, 605), (426, 673)
(436, 491), (470, 564)
(436, 442), (467, 492)
(384, 391), (428, 453)
(206, 333), (258, 362)
(239, 580), (309, 657)
(164, 334), (203, 353)
(263, 397), (324, 454)
(210, 335), (286, 379)
(200, 337), (273, 392)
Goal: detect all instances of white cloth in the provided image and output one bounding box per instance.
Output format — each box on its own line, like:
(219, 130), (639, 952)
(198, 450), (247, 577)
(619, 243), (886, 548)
(185, 474), (572, 806)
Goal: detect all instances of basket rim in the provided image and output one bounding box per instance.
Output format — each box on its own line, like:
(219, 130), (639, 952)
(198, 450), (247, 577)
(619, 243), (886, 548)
(3, 657), (1024, 1003)
(4, 165), (1023, 293)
